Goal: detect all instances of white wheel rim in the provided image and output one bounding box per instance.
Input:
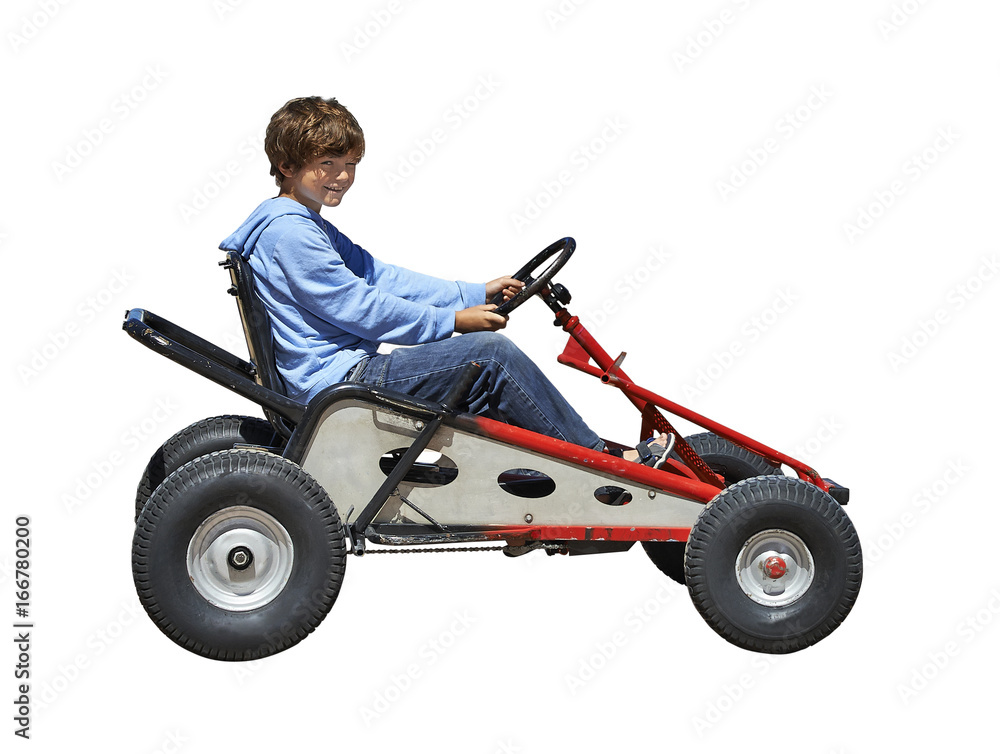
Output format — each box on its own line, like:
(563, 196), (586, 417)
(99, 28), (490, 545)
(187, 506), (294, 612)
(735, 529), (814, 607)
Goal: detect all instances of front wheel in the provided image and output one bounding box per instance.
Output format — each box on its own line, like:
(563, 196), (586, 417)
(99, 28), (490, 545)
(685, 476), (861, 654)
(132, 449), (346, 660)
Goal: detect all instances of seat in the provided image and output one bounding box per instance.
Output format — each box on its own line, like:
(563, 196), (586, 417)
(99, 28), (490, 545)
(223, 251), (297, 439)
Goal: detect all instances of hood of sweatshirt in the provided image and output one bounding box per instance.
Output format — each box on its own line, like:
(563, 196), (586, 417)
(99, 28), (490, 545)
(218, 197), (320, 258)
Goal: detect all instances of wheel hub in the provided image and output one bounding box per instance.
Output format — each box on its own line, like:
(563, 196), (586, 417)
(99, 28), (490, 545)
(762, 555), (787, 579)
(186, 506), (294, 612)
(735, 529), (814, 607)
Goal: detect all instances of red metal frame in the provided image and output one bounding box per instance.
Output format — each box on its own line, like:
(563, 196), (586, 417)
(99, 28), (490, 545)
(435, 299), (834, 545)
(551, 308), (830, 492)
(421, 524), (694, 546)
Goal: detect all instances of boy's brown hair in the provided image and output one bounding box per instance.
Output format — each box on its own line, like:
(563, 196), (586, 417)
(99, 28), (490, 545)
(265, 96), (365, 186)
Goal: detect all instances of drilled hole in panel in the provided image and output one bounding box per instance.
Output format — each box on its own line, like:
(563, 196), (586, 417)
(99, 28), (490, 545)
(594, 486), (631, 506)
(497, 469), (556, 499)
(379, 449), (458, 487)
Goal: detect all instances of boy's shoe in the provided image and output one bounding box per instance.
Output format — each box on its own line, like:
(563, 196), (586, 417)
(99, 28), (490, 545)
(635, 434), (676, 470)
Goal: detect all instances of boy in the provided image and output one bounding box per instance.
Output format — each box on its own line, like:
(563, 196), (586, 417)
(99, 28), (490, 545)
(220, 96), (664, 459)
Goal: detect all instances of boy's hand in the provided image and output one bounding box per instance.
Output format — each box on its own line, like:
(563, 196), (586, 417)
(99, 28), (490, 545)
(485, 276), (524, 303)
(455, 304), (508, 334)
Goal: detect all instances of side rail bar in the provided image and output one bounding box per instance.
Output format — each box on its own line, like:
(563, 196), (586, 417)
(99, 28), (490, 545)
(122, 308), (306, 425)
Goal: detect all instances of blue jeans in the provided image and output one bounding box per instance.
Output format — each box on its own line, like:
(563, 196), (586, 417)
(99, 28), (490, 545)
(353, 332), (604, 451)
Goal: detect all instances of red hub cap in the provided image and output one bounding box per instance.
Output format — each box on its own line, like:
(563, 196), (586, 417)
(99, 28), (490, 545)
(763, 555), (787, 579)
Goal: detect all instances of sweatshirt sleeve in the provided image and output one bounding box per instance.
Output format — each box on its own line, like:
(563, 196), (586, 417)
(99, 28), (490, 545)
(367, 255), (486, 309)
(269, 217), (459, 346)
(328, 221), (486, 309)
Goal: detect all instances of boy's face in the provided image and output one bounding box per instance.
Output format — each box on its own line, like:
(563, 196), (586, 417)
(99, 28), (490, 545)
(279, 153), (357, 212)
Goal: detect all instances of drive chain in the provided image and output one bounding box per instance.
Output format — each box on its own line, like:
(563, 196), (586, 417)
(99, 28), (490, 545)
(364, 544), (563, 555)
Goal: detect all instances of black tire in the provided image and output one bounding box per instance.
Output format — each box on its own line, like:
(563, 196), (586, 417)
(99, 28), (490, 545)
(135, 415), (280, 521)
(642, 433), (781, 584)
(680, 432), (782, 484)
(685, 475), (862, 654)
(132, 449), (346, 661)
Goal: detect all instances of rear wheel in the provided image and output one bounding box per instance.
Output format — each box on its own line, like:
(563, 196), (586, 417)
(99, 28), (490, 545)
(135, 415), (280, 521)
(643, 433), (781, 584)
(132, 449), (346, 660)
(685, 475), (861, 653)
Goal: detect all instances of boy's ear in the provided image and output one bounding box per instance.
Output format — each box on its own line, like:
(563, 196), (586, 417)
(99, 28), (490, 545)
(277, 161), (298, 179)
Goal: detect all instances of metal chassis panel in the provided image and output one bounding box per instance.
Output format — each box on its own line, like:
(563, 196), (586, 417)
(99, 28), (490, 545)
(288, 386), (711, 544)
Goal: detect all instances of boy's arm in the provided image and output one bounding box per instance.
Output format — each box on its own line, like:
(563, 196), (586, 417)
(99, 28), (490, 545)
(368, 256), (486, 309)
(272, 220), (459, 345)
(333, 220), (483, 309)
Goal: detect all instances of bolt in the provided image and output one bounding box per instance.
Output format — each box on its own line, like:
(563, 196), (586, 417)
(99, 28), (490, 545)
(228, 545), (254, 571)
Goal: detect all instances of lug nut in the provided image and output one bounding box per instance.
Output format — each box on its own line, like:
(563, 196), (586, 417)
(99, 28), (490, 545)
(228, 546), (254, 571)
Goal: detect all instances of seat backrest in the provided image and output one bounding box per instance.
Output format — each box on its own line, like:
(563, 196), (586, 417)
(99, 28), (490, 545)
(224, 251), (296, 438)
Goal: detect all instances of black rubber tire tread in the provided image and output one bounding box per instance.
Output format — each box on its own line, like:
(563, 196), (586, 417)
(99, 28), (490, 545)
(132, 449), (346, 661)
(642, 432), (782, 585)
(135, 415), (280, 521)
(685, 475), (862, 654)
(679, 432), (782, 484)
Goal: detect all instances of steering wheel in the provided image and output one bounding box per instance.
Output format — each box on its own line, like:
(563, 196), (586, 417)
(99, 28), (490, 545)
(490, 237), (576, 316)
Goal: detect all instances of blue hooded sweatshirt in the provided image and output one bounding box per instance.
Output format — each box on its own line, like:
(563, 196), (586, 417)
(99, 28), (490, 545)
(220, 197), (485, 402)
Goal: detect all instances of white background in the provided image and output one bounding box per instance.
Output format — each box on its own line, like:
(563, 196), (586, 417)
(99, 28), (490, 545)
(3, 0), (999, 750)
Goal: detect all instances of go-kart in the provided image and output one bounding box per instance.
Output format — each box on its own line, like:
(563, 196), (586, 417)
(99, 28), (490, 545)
(123, 238), (861, 661)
